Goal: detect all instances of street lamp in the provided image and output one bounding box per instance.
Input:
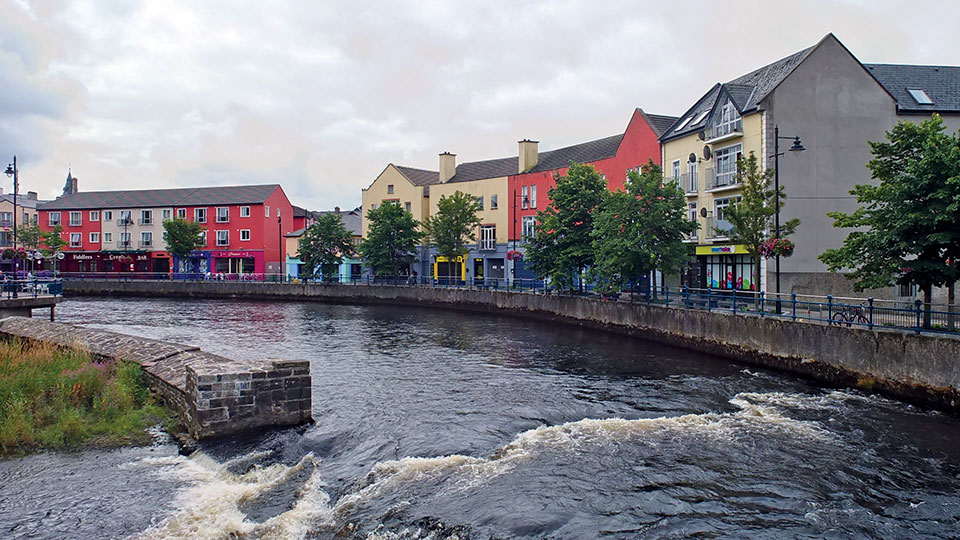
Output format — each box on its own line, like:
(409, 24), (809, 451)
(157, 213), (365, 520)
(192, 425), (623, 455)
(511, 189), (529, 280)
(4, 156), (19, 270)
(277, 211), (282, 281)
(770, 125), (806, 311)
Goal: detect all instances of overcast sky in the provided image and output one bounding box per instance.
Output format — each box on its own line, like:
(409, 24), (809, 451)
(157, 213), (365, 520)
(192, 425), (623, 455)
(1, 0), (957, 210)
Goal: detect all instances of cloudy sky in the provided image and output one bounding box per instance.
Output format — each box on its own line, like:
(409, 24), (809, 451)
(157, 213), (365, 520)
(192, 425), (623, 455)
(1, 0), (957, 210)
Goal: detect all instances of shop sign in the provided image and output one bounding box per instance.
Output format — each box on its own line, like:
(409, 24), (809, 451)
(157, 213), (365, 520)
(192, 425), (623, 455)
(213, 251), (255, 258)
(108, 253), (148, 261)
(695, 244), (748, 256)
(69, 253), (95, 260)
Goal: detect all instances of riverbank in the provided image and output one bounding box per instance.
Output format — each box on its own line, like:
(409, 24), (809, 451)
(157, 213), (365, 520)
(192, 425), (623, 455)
(0, 339), (172, 454)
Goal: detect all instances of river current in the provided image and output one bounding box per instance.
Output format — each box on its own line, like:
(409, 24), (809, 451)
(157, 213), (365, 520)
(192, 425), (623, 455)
(1, 297), (959, 539)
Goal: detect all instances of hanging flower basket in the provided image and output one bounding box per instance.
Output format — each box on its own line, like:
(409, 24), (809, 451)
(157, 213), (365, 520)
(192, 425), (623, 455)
(1, 247), (26, 260)
(760, 238), (795, 259)
(506, 250), (524, 261)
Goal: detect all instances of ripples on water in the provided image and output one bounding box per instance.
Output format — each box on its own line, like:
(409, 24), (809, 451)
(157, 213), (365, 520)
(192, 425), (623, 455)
(1, 297), (958, 539)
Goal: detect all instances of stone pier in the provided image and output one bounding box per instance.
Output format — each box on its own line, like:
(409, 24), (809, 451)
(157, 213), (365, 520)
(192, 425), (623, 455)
(0, 316), (312, 439)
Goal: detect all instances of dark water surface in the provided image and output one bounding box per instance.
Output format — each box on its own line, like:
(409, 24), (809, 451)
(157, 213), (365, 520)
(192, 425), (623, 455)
(1, 296), (959, 539)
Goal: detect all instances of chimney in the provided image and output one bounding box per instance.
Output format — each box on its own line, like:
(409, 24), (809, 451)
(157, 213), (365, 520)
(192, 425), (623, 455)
(27, 191), (37, 200)
(439, 152), (456, 183)
(334, 206), (340, 212)
(72, 176), (78, 193)
(518, 139), (539, 173)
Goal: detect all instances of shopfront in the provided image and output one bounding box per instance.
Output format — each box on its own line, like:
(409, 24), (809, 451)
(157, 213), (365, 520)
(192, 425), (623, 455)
(433, 255), (465, 281)
(686, 244), (757, 291)
(211, 250), (263, 275)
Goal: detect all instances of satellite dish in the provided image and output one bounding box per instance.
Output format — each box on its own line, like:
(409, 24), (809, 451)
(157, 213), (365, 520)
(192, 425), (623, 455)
(688, 153), (697, 163)
(697, 130), (707, 141)
(699, 207), (708, 218)
(703, 145), (712, 160)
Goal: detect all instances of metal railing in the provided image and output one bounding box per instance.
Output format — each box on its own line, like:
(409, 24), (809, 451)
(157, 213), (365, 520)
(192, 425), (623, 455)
(706, 167), (738, 190)
(679, 172), (698, 193)
(705, 217), (731, 239)
(1, 277), (64, 299)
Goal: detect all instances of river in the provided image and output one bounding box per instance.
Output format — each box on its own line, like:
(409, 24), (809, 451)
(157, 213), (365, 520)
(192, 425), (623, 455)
(1, 296), (959, 539)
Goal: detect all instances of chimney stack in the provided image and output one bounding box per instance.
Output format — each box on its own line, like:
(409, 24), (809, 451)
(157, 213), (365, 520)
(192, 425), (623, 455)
(27, 191), (37, 200)
(439, 152), (456, 183)
(518, 139), (539, 172)
(334, 206), (340, 213)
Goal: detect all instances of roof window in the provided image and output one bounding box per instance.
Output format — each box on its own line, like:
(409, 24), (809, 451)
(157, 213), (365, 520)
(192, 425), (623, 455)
(906, 88), (933, 105)
(692, 110), (711, 125)
(674, 115), (694, 132)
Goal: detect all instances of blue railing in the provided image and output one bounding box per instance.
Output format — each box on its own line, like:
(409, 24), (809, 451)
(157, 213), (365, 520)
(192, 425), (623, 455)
(2, 278), (64, 299)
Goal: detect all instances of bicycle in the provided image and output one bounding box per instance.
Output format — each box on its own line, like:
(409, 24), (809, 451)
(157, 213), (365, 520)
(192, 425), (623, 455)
(831, 303), (869, 327)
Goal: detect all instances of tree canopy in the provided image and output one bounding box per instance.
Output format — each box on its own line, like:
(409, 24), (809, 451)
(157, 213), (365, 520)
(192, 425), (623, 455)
(296, 212), (355, 281)
(589, 161), (697, 293)
(524, 162), (606, 291)
(162, 218), (205, 259)
(819, 115), (960, 323)
(422, 190), (481, 259)
(725, 151), (799, 291)
(40, 224), (67, 256)
(359, 202), (423, 277)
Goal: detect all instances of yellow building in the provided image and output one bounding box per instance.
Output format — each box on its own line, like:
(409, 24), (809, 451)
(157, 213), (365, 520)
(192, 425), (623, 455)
(0, 190), (44, 248)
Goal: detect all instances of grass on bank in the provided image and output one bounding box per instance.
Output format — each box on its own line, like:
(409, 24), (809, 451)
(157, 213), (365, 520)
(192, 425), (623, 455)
(0, 339), (173, 454)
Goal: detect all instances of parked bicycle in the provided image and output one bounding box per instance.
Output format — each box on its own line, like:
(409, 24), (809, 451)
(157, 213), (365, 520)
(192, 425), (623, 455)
(831, 303), (869, 327)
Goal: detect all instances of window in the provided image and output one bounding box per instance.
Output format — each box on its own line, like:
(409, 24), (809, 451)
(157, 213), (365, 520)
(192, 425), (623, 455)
(162, 209), (171, 220)
(139, 210), (152, 225)
(714, 196), (741, 221)
(712, 144), (742, 188)
(216, 207), (229, 223)
(90, 211), (99, 222)
(240, 229), (251, 241)
(906, 88), (933, 105)
(31, 214), (37, 225)
(713, 100), (742, 137)
(90, 232), (100, 243)
(404, 202), (411, 212)
(371, 204), (378, 210)
(118, 232), (131, 248)
(103, 232), (112, 243)
(216, 230), (229, 246)
(490, 194), (498, 210)
(118, 210), (132, 225)
(522, 216), (536, 240)
(240, 206), (250, 217)
(176, 208), (186, 219)
(672, 160), (681, 180)
(23, 211), (28, 224)
(49, 212), (61, 226)
(476, 196), (484, 210)
(140, 231), (153, 247)
(692, 109), (711, 126)
(530, 185), (537, 208)
(194, 208), (207, 223)
(480, 225), (496, 250)
(265, 205), (270, 218)
(686, 162), (698, 193)
(674, 115), (693, 132)
(898, 282), (916, 297)
(69, 233), (81, 247)
(199, 230), (207, 245)
(0, 212), (10, 227)
(686, 203), (698, 240)
(387, 184), (394, 194)
(521, 186), (529, 209)
(103, 210), (112, 221)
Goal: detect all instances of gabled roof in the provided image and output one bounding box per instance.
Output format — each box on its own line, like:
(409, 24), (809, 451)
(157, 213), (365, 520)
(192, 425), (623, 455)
(394, 165), (439, 187)
(447, 156), (518, 183)
(0, 194), (48, 209)
(286, 207), (362, 237)
(643, 112), (681, 136)
(38, 184), (281, 210)
(864, 64), (960, 114)
(661, 43), (817, 142)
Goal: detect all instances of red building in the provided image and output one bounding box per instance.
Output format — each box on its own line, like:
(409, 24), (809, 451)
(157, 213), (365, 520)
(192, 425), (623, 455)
(508, 108), (675, 244)
(38, 184), (295, 276)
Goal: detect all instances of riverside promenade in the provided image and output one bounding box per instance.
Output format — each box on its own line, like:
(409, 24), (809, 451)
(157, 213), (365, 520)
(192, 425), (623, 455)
(65, 279), (960, 412)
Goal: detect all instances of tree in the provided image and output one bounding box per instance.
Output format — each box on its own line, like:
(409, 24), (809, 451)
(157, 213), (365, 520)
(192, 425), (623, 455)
(162, 218), (206, 260)
(296, 212), (355, 282)
(589, 161), (697, 293)
(524, 162), (606, 292)
(17, 223), (43, 252)
(819, 115), (960, 327)
(40, 225), (67, 256)
(359, 202), (423, 277)
(422, 191), (481, 259)
(725, 151), (799, 294)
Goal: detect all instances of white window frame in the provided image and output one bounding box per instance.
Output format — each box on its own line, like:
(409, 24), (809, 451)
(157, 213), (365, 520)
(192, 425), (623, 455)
(490, 194), (498, 210)
(69, 211), (82, 226)
(712, 143), (742, 188)
(140, 231), (153, 247)
(90, 232), (100, 243)
(476, 196), (484, 210)
(521, 216), (536, 240)
(199, 230), (207, 245)
(672, 160), (681, 180)
(103, 210), (113, 221)
(194, 208), (207, 223)
(265, 205), (270, 218)
(176, 208), (186, 219)
(521, 186), (529, 209)
(240, 229), (251, 241)
(103, 232), (112, 243)
(906, 88), (933, 105)
(162, 209), (171, 221)
(479, 225), (496, 251)
(687, 161), (698, 193)
(90, 211), (99, 222)
(216, 229), (229, 246)
(49, 212), (61, 226)
(530, 185), (537, 209)
(404, 202), (411, 212)
(240, 206), (250, 217)
(119, 232), (131, 248)
(69, 233), (82, 247)
(139, 209), (152, 225)
(387, 184), (394, 194)
(714, 100), (742, 137)
(216, 207), (229, 223)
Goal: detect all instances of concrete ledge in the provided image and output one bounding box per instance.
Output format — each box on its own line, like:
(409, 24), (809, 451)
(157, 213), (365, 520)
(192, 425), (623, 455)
(63, 280), (960, 411)
(0, 316), (312, 439)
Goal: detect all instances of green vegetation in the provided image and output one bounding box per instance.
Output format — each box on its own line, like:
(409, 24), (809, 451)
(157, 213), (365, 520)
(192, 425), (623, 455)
(0, 340), (171, 454)
(422, 190), (482, 260)
(162, 218), (206, 259)
(589, 160), (696, 293)
(359, 201), (423, 277)
(297, 212), (356, 282)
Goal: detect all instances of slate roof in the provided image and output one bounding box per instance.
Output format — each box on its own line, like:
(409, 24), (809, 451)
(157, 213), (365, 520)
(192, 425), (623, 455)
(864, 64), (960, 114)
(0, 194), (48, 209)
(394, 165), (439, 187)
(39, 184), (282, 211)
(661, 44), (816, 142)
(530, 134), (624, 173)
(644, 113), (681, 136)
(447, 156), (518, 183)
(285, 208), (362, 237)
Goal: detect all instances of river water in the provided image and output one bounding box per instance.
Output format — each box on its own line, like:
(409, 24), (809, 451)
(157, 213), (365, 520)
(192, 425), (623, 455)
(2, 297), (959, 539)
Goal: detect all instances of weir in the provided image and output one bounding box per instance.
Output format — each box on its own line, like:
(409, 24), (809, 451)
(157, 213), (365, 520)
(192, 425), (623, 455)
(62, 279), (960, 412)
(0, 316), (312, 439)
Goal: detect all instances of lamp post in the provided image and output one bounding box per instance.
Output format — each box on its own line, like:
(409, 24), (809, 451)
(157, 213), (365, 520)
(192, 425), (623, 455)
(511, 189), (529, 284)
(277, 211), (282, 281)
(770, 125), (805, 312)
(4, 156), (18, 271)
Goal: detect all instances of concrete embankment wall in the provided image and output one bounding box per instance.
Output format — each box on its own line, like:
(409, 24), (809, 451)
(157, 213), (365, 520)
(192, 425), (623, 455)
(65, 280), (960, 411)
(0, 316), (312, 439)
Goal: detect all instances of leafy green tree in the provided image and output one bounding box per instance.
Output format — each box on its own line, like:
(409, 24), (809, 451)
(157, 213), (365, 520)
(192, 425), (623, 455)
(40, 225), (68, 256)
(525, 162), (606, 292)
(422, 191), (481, 259)
(819, 115), (960, 327)
(162, 218), (206, 259)
(359, 202), (423, 277)
(725, 151), (799, 293)
(296, 213), (355, 282)
(589, 161), (697, 293)
(17, 223), (43, 252)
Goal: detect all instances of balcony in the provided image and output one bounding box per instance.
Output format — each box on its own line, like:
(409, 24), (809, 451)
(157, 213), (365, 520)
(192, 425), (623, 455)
(703, 120), (743, 143)
(117, 240), (132, 249)
(139, 240), (153, 248)
(705, 167), (739, 191)
(138, 218), (153, 226)
(705, 217), (732, 240)
(683, 227), (699, 243)
(679, 172), (698, 194)
(116, 218), (134, 227)
(0, 220), (11, 228)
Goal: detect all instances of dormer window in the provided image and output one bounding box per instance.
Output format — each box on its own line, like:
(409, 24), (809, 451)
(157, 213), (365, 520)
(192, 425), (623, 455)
(714, 100), (742, 137)
(906, 88), (933, 105)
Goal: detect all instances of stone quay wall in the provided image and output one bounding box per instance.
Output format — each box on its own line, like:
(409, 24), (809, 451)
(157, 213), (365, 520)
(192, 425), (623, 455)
(65, 280), (960, 411)
(0, 316), (311, 439)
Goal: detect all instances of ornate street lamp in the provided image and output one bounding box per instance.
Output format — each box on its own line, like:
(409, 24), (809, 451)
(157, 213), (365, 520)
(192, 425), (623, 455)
(4, 156), (18, 265)
(770, 125), (806, 312)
